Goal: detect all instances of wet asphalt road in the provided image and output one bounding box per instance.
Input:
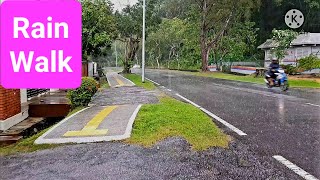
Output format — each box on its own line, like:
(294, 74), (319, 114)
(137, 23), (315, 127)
(0, 138), (301, 180)
(136, 69), (320, 178)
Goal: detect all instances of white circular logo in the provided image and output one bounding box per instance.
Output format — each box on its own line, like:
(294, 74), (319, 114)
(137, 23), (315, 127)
(285, 9), (304, 29)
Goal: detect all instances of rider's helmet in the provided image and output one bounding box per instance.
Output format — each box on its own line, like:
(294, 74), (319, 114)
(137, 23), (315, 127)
(271, 59), (279, 64)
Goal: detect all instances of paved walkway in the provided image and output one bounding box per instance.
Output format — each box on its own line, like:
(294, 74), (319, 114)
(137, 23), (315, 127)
(35, 104), (141, 144)
(35, 71), (158, 144)
(106, 72), (135, 87)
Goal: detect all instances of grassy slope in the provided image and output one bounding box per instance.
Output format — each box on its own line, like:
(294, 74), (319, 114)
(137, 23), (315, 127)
(189, 72), (320, 88)
(126, 97), (230, 150)
(125, 73), (229, 150)
(123, 74), (156, 90)
(0, 106), (85, 156)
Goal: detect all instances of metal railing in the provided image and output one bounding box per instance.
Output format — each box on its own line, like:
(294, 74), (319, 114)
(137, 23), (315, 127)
(27, 89), (50, 99)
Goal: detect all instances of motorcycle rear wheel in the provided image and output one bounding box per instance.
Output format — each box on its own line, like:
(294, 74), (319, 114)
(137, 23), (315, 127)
(280, 81), (289, 91)
(266, 83), (272, 88)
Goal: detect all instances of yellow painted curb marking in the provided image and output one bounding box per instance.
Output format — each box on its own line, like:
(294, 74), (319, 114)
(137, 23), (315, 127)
(114, 76), (125, 86)
(63, 106), (118, 137)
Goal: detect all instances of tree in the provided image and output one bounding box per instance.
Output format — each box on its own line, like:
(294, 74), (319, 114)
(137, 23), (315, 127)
(82, 0), (117, 60)
(115, 0), (161, 73)
(298, 55), (320, 70)
(193, 0), (259, 71)
(253, 0), (320, 45)
(212, 22), (258, 71)
(154, 0), (193, 19)
(271, 29), (298, 60)
(147, 18), (187, 69)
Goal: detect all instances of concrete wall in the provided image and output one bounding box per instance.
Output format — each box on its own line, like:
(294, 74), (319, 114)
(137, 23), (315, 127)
(208, 66), (257, 75)
(88, 62), (98, 77)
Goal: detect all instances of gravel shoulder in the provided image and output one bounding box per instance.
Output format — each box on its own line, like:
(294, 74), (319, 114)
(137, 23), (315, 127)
(0, 137), (301, 180)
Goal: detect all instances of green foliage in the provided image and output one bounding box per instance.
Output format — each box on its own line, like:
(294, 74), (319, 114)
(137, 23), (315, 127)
(280, 64), (298, 75)
(271, 29), (298, 60)
(193, 0), (260, 71)
(146, 18), (191, 68)
(253, 0), (320, 46)
(82, 0), (117, 58)
(187, 71), (320, 88)
(298, 55), (320, 70)
(212, 22), (258, 71)
(67, 77), (98, 107)
(115, 0), (161, 73)
(155, 0), (193, 19)
(123, 74), (156, 90)
(169, 60), (201, 71)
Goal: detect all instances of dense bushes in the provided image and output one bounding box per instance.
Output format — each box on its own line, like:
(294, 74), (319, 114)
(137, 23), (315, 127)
(280, 55), (320, 74)
(298, 55), (320, 71)
(280, 64), (299, 75)
(168, 60), (201, 71)
(67, 77), (98, 108)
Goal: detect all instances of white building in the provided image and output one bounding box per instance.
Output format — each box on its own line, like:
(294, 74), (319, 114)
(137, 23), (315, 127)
(258, 33), (320, 67)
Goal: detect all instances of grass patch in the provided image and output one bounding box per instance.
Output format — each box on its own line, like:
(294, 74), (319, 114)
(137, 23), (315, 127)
(288, 79), (320, 88)
(123, 73), (156, 90)
(99, 77), (110, 89)
(189, 72), (320, 88)
(101, 83), (110, 89)
(0, 107), (85, 156)
(126, 96), (230, 151)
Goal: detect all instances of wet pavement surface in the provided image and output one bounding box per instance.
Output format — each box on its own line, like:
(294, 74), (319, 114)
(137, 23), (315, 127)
(135, 68), (320, 179)
(106, 72), (135, 88)
(34, 105), (141, 144)
(91, 87), (159, 106)
(0, 137), (301, 180)
(35, 73), (159, 145)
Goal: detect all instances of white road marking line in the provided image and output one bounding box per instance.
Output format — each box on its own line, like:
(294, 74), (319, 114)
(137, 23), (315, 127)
(175, 93), (247, 136)
(119, 74), (135, 86)
(200, 108), (247, 136)
(175, 93), (201, 108)
(273, 155), (319, 180)
(306, 103), (320, 107)
(145, 78), (160, 85)
(160, 86), (166, 88)
(167, 89), (172, 92)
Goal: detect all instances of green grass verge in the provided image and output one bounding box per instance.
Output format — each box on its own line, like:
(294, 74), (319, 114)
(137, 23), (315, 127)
(123, 74), (156, 90)
(189, 72), (320, 88)
(99, 77), (110, 89)
(0, 106), (85, 156)
(126, 97), (230, 151)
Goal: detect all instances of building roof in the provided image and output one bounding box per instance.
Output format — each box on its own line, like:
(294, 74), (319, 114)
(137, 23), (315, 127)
(258, 33), (320, 49)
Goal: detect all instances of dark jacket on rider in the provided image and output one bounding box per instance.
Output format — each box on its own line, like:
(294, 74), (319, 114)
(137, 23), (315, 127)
(268, 61), (280, 78)
(269, 62), (280, 70)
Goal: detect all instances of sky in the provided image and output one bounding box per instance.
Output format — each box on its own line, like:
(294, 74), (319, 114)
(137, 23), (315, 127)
(110, 0), (139, 11)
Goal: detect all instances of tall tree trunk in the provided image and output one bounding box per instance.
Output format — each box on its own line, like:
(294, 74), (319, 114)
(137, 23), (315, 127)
(201, 46), (210, 71)
(123, 37), (139, 74)
(156, 58), (160, 69)
(157, 44), (161, 69)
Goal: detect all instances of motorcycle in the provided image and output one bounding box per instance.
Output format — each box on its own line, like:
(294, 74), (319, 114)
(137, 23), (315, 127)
(264, 68), (289, 91)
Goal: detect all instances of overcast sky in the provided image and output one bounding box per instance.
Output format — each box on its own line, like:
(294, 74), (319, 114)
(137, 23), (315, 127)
(110, 0), (138, 11)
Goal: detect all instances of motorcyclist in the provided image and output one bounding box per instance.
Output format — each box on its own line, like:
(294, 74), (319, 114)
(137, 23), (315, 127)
(268, 59), (280, 86)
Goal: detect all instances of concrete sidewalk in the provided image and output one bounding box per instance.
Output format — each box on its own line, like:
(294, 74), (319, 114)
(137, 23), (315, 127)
(106, 72), (135, 88)
(35, 72), (158, 144)
(35, 105), (141, 144)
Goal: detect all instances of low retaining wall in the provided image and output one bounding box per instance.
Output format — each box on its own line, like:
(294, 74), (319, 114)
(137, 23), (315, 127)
(208, 66), (257, 75)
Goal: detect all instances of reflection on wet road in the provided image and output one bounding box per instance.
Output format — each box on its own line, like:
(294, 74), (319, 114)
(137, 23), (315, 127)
(137, 69), (320, 179)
